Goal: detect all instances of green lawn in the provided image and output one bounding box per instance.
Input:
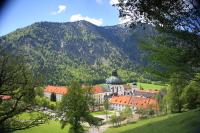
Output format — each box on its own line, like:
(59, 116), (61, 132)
(136, 82), (165, 90)
(104, 109), (200, 133)
(17, 112), (41, 120)
(15, 120), (70, 133)
(91, 110), (114, 116)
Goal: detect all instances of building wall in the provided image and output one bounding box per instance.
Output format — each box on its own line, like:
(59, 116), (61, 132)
(110, 103), (137, 112)
(44, 92), (63, 102)
(56, 94), (63, 101)
(44, 92), (51, 99)
(109, 85), (124, 95)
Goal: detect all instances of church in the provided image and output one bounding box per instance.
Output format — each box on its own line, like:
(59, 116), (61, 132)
(105, 69), (136, 96)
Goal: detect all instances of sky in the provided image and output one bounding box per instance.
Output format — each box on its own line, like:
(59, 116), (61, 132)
(0, 0), (120, 36)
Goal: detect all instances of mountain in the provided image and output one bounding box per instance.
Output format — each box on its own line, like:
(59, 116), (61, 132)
(0, 20), (154, 85)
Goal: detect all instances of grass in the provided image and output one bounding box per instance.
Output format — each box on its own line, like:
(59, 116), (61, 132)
(17, 112), (41, 120)
(136, 82), (165, 90)
(91, 110), (114, 116)
(104, 109), (200, 133)
(15, 120), (70, 133)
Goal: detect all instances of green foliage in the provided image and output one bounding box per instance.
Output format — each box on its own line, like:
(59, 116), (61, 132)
(34, 96), (49, 108)
(168, 73), (188, 113)
(121, 106), (132, 119)
(156, 88), (168, 114)
(182, 73), (200, 109)
(14, 120), (70, 133)
(35, 87), (44, 97)
(105, 109), (200, 133)
(59, 81), (98, 133)
(0, 21), (154, 85)
(0, 49), (46, 132)
(110, 114), (123, 127)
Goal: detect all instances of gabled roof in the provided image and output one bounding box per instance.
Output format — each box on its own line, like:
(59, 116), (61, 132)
(92, 85), (104, 94)
(44, 85), (68, 94)
(110, 96), (131, 105)
(129, 96), (158, 110)
(110, 96), (159, 110)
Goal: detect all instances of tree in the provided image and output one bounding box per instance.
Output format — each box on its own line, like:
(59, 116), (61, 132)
(116, 0), (200, 34)
(59, 81), (98, 133)
(103, 98), (109, 120)
(168, 73), (188, 113)
(121, 106), (132, 124)
(156, 88), (168, 114)
(0, 48), (47, 132)
(137, 108), (147, 119)
(182, 73), (200, 109)
(116, 0), (200, 80)
(121, 106), (132, 119)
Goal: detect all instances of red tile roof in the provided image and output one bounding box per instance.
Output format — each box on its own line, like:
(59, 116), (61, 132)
(0, 95), (12, 100)
(92, 85), (104, 94)
(129, 96), (158, 110)
(44, 85), (68, 94)
(110, 96), (159, 110)
(110, 96), (131, 105)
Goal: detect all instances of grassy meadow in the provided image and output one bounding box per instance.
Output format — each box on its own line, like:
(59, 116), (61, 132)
(104, 109), (200, 133)
(136, 82), (166, 90)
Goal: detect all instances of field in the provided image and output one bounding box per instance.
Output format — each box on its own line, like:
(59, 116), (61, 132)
(104, 109), (200, 133)
(15, 120), (70, 133)
(91, 110), (114, 116)
(136, 82), (165, 90)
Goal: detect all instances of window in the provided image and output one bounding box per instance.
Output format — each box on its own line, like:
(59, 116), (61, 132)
(50, 93), (56, 102)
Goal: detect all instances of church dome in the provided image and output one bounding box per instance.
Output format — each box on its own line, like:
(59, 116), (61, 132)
(106, 69), (123, 85)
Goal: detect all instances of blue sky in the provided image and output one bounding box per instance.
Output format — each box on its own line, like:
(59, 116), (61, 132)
(0, 0), (119, 36)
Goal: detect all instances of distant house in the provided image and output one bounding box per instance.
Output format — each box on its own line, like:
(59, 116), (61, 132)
(0, 95), (12, 100)
(110, 96), (131, 111)
(91, 85), (112, 105)
(44, 85), (68, 102)
(110, 95), (159, 111)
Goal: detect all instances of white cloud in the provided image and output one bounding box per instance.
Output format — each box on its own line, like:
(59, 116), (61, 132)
(110, 0), (119, 5)
(70, 14), (103, 26)
(96, 0), (103, 4)
(51, 5), (66, 15)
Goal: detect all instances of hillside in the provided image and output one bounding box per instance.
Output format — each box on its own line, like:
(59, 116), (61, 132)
(104, 109), (200, 133)
(0, 21), (154, 85)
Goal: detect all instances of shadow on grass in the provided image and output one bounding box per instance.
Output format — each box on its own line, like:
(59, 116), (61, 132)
(120, 110), (200, 133)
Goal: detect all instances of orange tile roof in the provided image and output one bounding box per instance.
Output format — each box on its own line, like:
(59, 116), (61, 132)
(110, 96), (159, 110)
(129, 96), (159, 110)
(110, 96), (131, 105)
(92, 85), (104, 94)
(0, 95), (12, 100)
(44, 85), (68, 94)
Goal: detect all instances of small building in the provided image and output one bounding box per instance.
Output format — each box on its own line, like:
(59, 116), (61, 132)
(44, 85), (68, 102)
(91, 85), (112, 105)
(110, 95), (159, 111)
(0, 95), (12, 100)
(110, 96), (132, 111)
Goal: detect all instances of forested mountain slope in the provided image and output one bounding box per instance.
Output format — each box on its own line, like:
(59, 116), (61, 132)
(0, 20), (154, 85)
